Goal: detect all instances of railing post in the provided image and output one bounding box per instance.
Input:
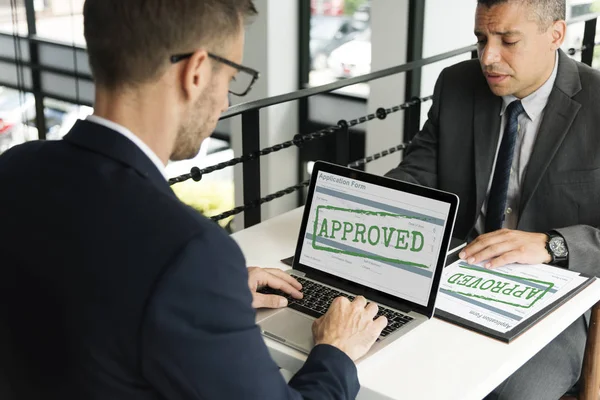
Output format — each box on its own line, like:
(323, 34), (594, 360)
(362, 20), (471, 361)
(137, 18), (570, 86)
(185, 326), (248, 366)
(335, 120), (350, 166)
(582, 17), (597, 67)
(405, 97), (422, 143)
(297, 0), (311, 207)
(404, 0), (425, 146)
(25, 0), (46, 140)
(241, 109), (261, 228)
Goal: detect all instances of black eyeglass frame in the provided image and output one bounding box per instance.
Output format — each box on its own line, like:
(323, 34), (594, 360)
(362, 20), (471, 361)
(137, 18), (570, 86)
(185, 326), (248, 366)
(170, 51), (260, 97)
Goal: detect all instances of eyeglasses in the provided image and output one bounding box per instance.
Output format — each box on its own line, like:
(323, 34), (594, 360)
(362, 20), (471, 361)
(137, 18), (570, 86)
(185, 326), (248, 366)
(170, 52), (260, 97)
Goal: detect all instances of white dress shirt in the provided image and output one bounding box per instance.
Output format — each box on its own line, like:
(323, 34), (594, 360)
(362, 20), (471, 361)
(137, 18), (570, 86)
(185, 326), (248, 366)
(475, 52), (559, 234)
(86, 115), (168, 180)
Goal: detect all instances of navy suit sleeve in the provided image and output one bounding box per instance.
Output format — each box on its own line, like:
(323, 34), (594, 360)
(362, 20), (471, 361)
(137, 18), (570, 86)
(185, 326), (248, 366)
(141, 231), (359, 400)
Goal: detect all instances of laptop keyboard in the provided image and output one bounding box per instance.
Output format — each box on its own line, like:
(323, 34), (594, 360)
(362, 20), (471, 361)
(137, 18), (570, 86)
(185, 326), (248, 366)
(257, 276), (413, 339)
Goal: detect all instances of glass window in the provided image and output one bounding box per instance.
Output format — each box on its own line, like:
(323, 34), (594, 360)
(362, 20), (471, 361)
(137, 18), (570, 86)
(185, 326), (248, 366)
(0, 86), (36, 154)
(0, 1), (84, 44)
(570, 2), (594, 18)
(40, 98), (93, 140)
(0, 0), (25, 35)
(591, 0), (600, 69)
(308, 0), (371, 97)
(33, 0), (85, 45)
(592, 44), (600, 68)
(562, 1), (599, 62)
(0, 86), (96, 155)
(420, 0), (478, 127)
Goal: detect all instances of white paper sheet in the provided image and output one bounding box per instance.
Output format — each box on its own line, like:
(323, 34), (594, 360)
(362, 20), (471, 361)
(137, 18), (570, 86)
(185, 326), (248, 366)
(436, 260), (588, 333)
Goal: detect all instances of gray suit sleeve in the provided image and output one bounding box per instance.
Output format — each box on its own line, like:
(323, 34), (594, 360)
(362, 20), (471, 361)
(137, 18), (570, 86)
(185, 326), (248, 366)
(384, 68), (446, 188)
(554, 225), (600, 276)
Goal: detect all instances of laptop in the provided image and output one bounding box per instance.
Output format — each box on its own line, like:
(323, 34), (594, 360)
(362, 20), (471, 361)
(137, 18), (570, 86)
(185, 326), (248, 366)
(256, 161), (459, 359)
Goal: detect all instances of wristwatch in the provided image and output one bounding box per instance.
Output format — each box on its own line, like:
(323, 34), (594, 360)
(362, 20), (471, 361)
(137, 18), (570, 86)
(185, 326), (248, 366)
(545, 231), (569, 266)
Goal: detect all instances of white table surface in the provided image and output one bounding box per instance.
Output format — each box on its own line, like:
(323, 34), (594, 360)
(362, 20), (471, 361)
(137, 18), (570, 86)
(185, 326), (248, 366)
(232, 207), (600, 400)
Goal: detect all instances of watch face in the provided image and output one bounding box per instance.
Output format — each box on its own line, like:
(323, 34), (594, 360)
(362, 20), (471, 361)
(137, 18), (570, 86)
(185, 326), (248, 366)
(549, 237), (568, 257)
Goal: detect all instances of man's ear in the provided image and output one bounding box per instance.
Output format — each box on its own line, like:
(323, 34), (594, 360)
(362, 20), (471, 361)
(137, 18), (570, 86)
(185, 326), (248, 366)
(550, 20), (566, 50)
(180, 50), (210, 101)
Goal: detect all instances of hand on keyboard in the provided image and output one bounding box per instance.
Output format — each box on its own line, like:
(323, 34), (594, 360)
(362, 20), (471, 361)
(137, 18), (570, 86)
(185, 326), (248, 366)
(248, 267), (303, 309)
(258, 276), (413, 342)
(313, 296), (387, 361)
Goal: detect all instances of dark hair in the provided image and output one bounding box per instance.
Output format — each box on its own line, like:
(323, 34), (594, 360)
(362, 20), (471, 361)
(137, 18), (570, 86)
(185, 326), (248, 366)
(83, 0), (257, 89)
(477, 0), (565, 29)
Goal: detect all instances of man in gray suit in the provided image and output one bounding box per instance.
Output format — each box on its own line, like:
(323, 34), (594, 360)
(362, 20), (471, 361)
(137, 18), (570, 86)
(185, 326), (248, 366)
(387, 0), (600, 398)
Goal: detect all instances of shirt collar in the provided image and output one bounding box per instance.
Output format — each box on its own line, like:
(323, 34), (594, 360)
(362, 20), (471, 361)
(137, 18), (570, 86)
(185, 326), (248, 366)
(85, 115), (168, 180)
(500, 51), (559, 122)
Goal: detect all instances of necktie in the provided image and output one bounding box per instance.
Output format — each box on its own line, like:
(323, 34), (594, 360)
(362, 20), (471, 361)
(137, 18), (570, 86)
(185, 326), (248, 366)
(484, 100), (525, 233)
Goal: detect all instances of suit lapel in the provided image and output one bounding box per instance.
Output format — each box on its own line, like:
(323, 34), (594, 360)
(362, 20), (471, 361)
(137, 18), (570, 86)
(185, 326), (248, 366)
(518, 51), (582, 218)
(63, 120), (176, 198)
(473, 83), (502, 223)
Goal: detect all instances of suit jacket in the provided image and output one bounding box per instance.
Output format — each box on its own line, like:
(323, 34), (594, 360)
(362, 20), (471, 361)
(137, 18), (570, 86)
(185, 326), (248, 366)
(0, 120), (359, 399)
(387, 50), (600, 277)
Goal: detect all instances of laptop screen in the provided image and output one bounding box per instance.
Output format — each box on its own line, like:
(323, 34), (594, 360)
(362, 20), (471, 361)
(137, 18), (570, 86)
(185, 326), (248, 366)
(298, 169), (453, 307)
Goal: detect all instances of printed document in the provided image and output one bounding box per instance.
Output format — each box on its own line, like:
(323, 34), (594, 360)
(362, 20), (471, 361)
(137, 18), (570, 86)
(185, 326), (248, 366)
(436, 260), (588, 333)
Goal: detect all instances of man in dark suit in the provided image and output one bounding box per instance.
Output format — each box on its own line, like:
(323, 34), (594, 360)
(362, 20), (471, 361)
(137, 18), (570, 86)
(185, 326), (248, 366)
(0, 0), (387, 399)
(387, 0), (600, 398)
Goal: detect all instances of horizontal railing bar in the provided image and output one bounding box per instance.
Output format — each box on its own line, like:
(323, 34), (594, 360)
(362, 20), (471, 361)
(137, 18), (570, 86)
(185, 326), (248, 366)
(169, 96), (432, 185)
(0, 55), (93, 81)
(29, 34), (87, 51)
(221, 44), (476, 119)
(0, 80), (93, 107)
(209, 141), (411, 222)
(221, 12), (600, 120)
(0, 32), (87, 51)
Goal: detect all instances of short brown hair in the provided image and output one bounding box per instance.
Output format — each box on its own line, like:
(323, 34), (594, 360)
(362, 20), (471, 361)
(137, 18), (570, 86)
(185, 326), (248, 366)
(83, 0), (257, 89)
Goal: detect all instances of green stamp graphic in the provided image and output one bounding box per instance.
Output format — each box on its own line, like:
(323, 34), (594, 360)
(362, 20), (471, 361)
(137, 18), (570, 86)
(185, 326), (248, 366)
(312, 205), (429, 269)
(446, 264), (553, 309)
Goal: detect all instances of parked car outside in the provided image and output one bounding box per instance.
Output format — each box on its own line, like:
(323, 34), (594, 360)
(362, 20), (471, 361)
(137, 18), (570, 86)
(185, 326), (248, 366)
(327, 28), (371, 79)
(310, 14), (368, 70)
(0, 88), (36, 153)
(310, 0), (344, 16)
(39, 99), (93, 141)
(0, 87), (93, 154)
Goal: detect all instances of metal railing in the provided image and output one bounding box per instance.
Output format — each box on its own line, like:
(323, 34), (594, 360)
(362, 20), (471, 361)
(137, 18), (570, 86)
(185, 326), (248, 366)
(1, 12), (598, 229)
(191, 13), (600, 228)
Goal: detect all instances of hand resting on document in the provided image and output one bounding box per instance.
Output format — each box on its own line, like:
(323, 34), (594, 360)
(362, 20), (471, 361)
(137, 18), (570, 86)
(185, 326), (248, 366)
(459, 229), (552, 269)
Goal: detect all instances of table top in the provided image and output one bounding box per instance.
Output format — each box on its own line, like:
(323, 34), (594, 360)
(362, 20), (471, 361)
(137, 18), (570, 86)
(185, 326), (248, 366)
(232, 207), (600, 400)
